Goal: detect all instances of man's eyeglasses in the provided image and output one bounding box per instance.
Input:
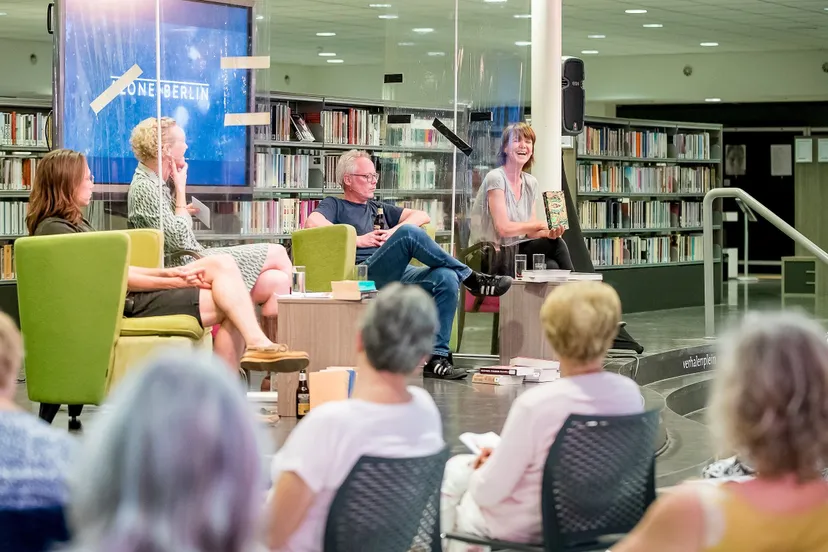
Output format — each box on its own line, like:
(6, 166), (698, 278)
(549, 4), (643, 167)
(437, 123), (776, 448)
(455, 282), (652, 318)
(351, 173), (379, 183)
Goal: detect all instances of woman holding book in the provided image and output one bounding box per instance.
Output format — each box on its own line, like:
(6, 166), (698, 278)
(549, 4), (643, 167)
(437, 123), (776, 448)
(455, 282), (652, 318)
(127, 117), (293, 318)
(469, 122), (573, 276)
(440, 282), (642, 547)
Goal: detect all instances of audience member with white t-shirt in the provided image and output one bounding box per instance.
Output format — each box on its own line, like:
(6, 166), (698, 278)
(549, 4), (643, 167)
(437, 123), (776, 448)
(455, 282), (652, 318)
(441, 282), (643, 547)
(266, 283), (445, 552)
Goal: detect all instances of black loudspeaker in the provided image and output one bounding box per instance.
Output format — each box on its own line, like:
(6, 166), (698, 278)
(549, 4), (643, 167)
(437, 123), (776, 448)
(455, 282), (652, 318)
(561, 56), (585, 136)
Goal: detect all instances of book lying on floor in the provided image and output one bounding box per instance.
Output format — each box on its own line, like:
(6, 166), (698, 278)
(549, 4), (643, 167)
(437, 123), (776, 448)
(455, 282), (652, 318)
(471, 373), (524, 386)
(459, 431), (501, 454)
(509, 358), (561, 383)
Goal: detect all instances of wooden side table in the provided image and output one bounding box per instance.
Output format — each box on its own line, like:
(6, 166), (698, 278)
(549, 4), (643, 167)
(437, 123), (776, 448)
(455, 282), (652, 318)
(499, 281), (563, 365)
(263, 296), (367, 417)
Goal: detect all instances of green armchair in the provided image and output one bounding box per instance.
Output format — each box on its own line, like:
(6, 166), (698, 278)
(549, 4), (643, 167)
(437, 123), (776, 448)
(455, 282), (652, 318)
(291, 223), (458, 350)
(15, 230), (210, 429)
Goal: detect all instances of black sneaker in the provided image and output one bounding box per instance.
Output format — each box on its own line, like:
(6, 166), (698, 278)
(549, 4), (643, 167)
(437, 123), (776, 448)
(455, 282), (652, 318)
(464, 272), (513, 297)
(423, 357), (468, 380)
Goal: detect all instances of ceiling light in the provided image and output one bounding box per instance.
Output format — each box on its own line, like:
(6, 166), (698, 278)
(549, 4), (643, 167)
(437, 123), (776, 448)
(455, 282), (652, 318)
(255, 15), (264, 20)
(368, 3), (391, 7)
(587, 34), (606, 39)
(318, 52), (337, 57)
(327, 59), (345, 64)
(643, 23), (663, 28)
(625, 9), (647, 14)
(705, 98), (722, 102)
(484, 0), (508, 3)
(378, 14), (398, 19)
(316, 32), (336, 37)
(413, 27), (434, 33)
(427, 51), (446, 56)
(700, 42), (719, 47)
(581, 50), (599, 54)
(515, 41), (531, 46)
(514, 14), (531, 19)
(397, 42), (415, 46)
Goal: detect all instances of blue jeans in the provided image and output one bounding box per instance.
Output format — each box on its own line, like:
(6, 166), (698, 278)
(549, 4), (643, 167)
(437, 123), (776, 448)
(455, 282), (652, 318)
(363, 225), (472, 356)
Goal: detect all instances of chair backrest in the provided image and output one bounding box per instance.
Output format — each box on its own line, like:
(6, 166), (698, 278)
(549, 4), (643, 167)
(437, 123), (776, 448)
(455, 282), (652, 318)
(0, 506), (70, 551)
(15, 231), (129, 405)
(323, 448), (449, 552)
(123, 228), (164, 268)
(542, 410), (659, 552)
(292, 225), (357, 292)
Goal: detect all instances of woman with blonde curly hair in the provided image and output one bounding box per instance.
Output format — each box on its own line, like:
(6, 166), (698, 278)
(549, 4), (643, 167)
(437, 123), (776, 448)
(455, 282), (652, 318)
(615, 311), (828, 552)
(127, 117), (293, 319)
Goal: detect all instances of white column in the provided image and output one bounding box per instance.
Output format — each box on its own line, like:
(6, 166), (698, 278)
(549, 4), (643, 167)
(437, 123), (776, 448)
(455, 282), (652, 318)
(531, 0), (562, 193)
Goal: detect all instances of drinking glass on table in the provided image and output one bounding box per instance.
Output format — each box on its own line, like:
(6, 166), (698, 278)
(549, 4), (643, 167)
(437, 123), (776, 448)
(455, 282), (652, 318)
(514, 254), (527, 280)
(353, 264), (368, 282)
(292, 266), (306, 294)
(533, 254), (546, 271)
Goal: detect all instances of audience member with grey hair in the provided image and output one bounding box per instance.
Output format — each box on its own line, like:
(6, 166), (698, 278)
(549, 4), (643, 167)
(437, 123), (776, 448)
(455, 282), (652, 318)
(266, 283), (445, 552)
(615, 311), (828, 552)
(64, 351), (265, 552)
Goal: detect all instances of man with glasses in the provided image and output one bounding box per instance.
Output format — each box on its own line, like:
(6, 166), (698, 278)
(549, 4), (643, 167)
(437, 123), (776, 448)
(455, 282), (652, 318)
(305, 149), (512, 380)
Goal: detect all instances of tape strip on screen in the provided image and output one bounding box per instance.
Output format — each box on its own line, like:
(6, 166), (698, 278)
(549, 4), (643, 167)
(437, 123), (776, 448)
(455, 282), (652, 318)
(224, 112), (271, 127)
(90, 64), (143, 115)
(221, 56), (271, 70)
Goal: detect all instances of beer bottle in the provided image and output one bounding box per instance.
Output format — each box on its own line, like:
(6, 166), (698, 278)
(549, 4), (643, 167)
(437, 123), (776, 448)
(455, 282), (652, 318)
(373, 207), (386, 230)
(296, 369), (310, 419)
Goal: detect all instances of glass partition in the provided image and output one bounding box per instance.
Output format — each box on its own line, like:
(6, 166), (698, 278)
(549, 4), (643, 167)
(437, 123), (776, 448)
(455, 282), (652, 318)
(455, 0), (533, 355)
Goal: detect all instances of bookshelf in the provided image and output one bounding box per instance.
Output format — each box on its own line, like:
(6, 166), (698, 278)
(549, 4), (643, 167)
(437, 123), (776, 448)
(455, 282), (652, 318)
(574, 116), (724, 311)
(0, 98), (51, 297)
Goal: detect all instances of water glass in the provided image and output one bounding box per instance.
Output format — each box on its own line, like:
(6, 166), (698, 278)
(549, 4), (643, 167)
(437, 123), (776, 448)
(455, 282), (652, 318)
(514, 254), (527, 280)
(533, 253), (546, 271)
(292, 266), (306, 294)
(353, 264), (369, 282)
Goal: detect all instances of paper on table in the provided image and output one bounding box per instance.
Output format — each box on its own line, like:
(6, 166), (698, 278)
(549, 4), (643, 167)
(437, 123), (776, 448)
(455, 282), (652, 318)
(191, 196), (211, 228)
(459, 431), (501, 455)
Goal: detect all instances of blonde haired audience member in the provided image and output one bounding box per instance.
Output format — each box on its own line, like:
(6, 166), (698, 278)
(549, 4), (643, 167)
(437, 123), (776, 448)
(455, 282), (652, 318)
(441, 282), (643, 546)
(614, 311), (828, 552)
(0, 311), (74, 510)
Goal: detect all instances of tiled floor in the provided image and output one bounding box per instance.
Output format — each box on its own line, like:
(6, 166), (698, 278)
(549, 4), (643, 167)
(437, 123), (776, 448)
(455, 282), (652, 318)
(13, 278), (812, 462)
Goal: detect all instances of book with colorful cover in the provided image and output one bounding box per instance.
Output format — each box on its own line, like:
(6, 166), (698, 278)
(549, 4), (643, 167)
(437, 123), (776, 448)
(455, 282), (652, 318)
(543, 190), (570, 230)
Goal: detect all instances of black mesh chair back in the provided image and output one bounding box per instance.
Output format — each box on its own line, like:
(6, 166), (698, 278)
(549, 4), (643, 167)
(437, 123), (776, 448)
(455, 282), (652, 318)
(0, 506), (70, 551)
(323, 447), (450, 552)
(542, 410), (659, 552)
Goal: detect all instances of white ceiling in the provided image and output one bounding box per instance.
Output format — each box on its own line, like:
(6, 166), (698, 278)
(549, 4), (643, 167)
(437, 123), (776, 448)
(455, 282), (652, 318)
(2, 0), (827, 64)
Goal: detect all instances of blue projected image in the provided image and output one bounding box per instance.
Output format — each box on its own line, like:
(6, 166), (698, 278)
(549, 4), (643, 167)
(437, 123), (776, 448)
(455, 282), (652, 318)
(61, 0), (252, 187)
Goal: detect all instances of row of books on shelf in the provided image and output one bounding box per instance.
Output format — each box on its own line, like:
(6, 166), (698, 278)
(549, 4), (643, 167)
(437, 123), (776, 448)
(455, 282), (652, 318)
(586, 234), (705, 267)
(577, 126), (715, 160)
(0, 111), (49, 148)
(0, 157), (39, 190)
(253, 150), (315, 189)
(0, 243), (14, 281)
(1, 201), (27, 235)
(213, 199), (448, 234)
(255, 101), (452, 149)
(578, 200), (703, 230)
(577, 163), (716, 194)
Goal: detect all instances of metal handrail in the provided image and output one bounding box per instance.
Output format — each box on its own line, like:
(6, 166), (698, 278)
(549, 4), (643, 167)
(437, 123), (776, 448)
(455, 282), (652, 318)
(703, 188), (828, 336)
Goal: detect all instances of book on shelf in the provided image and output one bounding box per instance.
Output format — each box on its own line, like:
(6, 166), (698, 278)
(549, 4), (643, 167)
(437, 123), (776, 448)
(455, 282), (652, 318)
(290, 114), (316, 142)
(0, 157), (38, 190)
(220, 199), (320, 235)
(577, 163), (715, 194)
(254, 149), (313, 189)
(579, 199), (702, 230)
(320, 109), (382, 146)
(1, 201), (27, 235)
(673, 132), (711, 160)
(586, 234), (704, 267)
(0, 244), (15, 281)
(376, 155), (437, 190)
(0, 111), (48, 148)
(391, 199), (445, 231)
(385, 117), (452, 149)
(576, 126), (672, 159)
(323, 154), (339, 189)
